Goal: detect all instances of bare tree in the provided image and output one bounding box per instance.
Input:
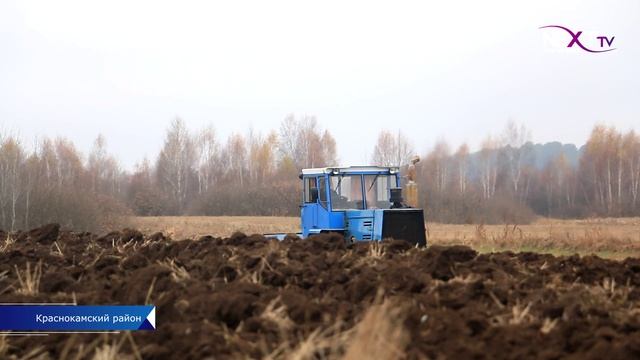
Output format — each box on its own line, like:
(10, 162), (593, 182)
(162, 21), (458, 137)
(454, 143), (469, 197)
(425, 140), (451, 193)
(88, 135), (107, 193)
(226, 133), (247, 186)
(479, 136), (498, 200)
(278, 114), (299, 166)
(623, 131), (640, 209)
(278, 114), (338, 169)
(54, 138), (84, 189)
(542, 154), (577, 216)
(194, 125), (219, 194)
(88, 135), (123, 197)
(321, 130), (338, 166)
(248, 130), (278, 184)
(501, 120), (532, 202)
(156, 118), (196, 214)
(579, 125), (629, 215)
(22, 150), (40, 229)
(0, 136), (24, 230)
(296, 116), (321, 168)
(371, 130), (414, 167)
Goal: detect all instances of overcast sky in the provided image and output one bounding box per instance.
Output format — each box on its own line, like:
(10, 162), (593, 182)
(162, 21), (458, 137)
(1, 0), (638, 169)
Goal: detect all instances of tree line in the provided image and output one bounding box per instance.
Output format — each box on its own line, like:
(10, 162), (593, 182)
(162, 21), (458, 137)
(416, 123), (640, 223)
(141, 114), (337, 217)
(0, 117), (639, 231)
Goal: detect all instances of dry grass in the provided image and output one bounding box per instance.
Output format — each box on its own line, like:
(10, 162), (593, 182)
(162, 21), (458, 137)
(274, 323), (350, 360)
(157, 259), (190, 283)
(129, 216), (298, 240)
(1, 233), (14, 252)
(14, 261), (42, 296)
(430, 220), (640, 258)
(56, 333), (139, 360)
(262, 296), (407, 360)
(368, 241), (385, 258)
(429, 217), (640, 242)
(92, 340), (129, 360)
(0, 342), (46, 360)
(261, 298), (295, 334)
(92, 343), (119, 360)
(540, 318), (558, 335)
(0, 335), (8, 358)
(343, 299), (409, 360)
(129, 216), (640, 258)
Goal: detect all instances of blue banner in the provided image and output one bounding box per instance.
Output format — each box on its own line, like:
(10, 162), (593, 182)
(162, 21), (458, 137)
(0, 305), (155, 331)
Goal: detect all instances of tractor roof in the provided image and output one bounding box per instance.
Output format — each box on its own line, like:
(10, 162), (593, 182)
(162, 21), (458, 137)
(301, 166), (400, 176)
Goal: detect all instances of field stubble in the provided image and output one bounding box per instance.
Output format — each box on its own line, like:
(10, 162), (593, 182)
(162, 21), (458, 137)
(131, 216), (640, 259)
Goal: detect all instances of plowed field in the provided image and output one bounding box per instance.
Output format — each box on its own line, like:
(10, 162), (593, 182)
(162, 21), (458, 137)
(1, 224), (640, 359)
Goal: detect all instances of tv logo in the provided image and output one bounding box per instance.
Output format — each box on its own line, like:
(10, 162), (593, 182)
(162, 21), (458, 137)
(539, 25), (615, 53)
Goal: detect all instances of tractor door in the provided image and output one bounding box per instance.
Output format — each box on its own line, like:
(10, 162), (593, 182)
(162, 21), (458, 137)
(316, 176), (331, 227)
(301, 176), (319, 237)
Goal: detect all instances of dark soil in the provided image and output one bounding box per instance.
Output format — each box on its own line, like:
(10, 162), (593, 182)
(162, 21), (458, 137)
(1, 224), (640, 359)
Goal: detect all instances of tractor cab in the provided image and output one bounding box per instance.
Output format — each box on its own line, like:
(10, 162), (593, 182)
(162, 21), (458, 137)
(300, 166), (427, 246)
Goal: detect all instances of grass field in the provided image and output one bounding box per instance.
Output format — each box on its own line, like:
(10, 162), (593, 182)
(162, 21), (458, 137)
(129, 216), (640, 259)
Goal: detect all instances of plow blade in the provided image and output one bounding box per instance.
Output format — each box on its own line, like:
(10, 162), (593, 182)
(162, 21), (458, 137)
(381, 209), (427, 246)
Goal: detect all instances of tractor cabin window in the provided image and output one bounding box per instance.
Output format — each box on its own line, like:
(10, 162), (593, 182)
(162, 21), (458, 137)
(318, 176), (328, 208)
(304, 177), (318, 203)
(364, 174), (394, 209)
(330, 175), (364, 210)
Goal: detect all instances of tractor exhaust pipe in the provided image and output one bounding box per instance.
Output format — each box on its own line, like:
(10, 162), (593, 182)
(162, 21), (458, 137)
(390, 188), (404, 208)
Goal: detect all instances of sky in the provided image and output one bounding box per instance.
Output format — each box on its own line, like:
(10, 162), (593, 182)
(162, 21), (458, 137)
(1, 0), (638, 169)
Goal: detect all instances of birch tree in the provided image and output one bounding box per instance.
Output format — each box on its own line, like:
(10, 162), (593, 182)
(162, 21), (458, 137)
(454, 144), (469, 197)
(479, 136), (499, 200)
(0, 137), (24, 230)
(501, 120), (531, 202)
(623, 131), (640, 210)
(194, 125), (219, 194)
(156, 118), (196, 214)
(371, 130), (414, 167)
(278, 114), (338, 169)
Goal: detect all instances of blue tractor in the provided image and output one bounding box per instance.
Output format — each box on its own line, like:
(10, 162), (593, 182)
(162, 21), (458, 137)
(271, 166), (427, 246)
